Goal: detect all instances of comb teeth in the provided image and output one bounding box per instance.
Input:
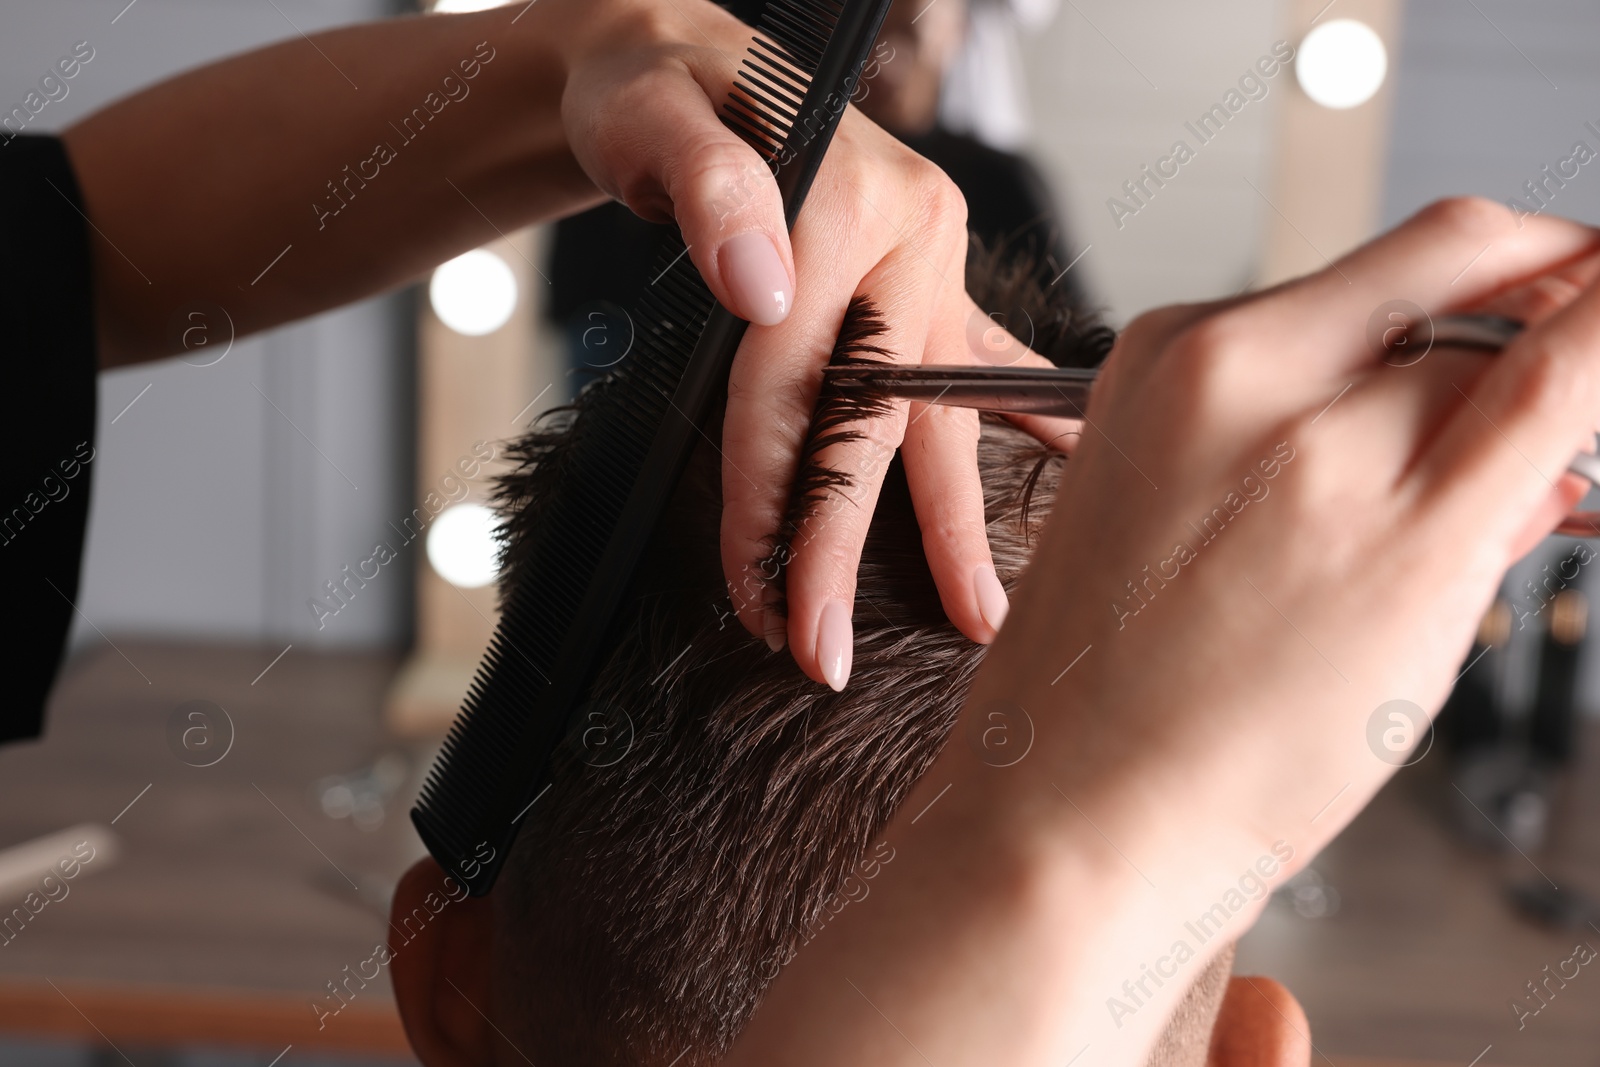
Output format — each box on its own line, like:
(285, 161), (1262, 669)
(758, 0), (843, 70)
(724, 0), (847, 166)
(412, 0), (894, 896)
(411, 239), (713, 852)
(412, 240), (716, 885)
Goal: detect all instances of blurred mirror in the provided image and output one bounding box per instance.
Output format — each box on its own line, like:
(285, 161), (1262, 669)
(1, 1), (1598, 1064)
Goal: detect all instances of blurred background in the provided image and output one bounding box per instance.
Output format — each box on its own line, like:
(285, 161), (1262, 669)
(0, 0), (1597, 1062)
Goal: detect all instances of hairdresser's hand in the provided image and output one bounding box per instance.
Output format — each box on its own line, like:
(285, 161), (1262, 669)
(723, 200), (1600, 1067)
(986, 199), (1600, 868)
(559, 0), (1026, 683)
(73, 0), (1032, 650)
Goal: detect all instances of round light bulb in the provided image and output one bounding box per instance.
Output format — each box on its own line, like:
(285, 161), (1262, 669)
(426, 503), (501, 589)
(429, 249), (518, 336)
(1295, 19), (1387, 110)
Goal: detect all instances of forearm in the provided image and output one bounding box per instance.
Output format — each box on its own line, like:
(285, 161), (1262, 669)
(63, 4), (610, 367)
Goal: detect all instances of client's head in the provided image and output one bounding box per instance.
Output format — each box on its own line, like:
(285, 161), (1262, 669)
(388, 246), (1306, 1067)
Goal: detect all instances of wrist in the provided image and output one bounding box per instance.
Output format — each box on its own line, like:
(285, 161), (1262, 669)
(888, 757), (1265, 1065)
(919, 666), (1301, 1006)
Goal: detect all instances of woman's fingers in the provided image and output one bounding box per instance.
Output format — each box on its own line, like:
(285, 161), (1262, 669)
(782, 406), (908, 688)
(997, 408), (1085, 452)
(1509, 473), (1592, 559)
(720, 301), (832, 643)
(934, 291), (1090, 453)
(901, 404), (1001, 640)
(666, 56), (798, 327)
(723, 109), (976, 681)
(571, 3), (1023, 671)
(621, 80), (795, 326)
(719, 150), (884, 645)
(899, 292), (1035, 644)
(776, 243), (949, 687)
(1416, 267), (1600, 546)
(562, 14), (796, 327)
(1255, 199), (1600, 375)
(1471, 246), (1600, 326)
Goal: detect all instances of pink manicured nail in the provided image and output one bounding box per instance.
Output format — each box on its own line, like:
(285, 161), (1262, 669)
(764, 610), (787, 653)
(719, 232), (792, 326)
(974, 565), (1010, 635)
(816, 599), (853, 691)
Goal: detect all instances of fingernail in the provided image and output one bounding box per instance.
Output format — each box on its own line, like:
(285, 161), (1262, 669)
(974, 565), (1009, 635)
(764, 610), (787, 653)
(719, 232), (792, 326)
(816, 599), (853, 692)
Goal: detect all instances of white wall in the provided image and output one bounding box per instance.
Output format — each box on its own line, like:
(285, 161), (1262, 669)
(1019, 0), (1287, 323)
(0, 0), (414, 649)
(1381, 0), (1600, 231)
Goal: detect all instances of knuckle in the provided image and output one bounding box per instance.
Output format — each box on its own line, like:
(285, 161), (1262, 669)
(746, 388), (814, 446)
(1112, 304), (1205, 371)
(1158, 309), (1257, 406)
(914, 404), (982, 447)
(1415, 195), (1514, 240)
(673, 141), (763, 207)
(848, 425), (906, 477)
(1170, 308), (1257, 363)
(606, 3), (681, 48)
(925, 523), (984, 564)
(904, 156), (967, 233)
(789, 518), (863, 575)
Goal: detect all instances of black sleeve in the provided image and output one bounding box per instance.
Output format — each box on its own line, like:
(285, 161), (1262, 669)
(0, 135), (99, 745)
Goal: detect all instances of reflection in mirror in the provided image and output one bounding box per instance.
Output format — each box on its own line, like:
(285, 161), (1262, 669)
(3, 0), (1600, 1065)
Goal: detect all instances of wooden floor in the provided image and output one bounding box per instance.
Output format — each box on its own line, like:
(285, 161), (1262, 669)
(1238, 722), (1600, 1066)
(3, 641), (1599, 1064)
(0, 641), (424, 1061)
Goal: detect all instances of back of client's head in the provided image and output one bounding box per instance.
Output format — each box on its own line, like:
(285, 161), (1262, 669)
(494, 409), (1060, 1066)
(465, 246), (1230, 1067)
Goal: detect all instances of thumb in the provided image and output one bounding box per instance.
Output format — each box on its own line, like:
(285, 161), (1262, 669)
(664, 69), (795, 327)
(579, 60), (795, 326)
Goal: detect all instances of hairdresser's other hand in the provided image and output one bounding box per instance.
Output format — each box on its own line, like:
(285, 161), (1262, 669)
(560, 0), (1013, 682)
(991, 198), (1600, 869)
(722, 200), (1600, 1067)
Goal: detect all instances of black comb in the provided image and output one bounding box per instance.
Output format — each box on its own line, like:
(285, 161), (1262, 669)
(411, 0), (896, 896)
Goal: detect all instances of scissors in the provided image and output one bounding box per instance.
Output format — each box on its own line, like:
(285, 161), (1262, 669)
(822, 313), (1600, 538)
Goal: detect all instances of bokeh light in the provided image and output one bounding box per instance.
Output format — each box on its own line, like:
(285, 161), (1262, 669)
(429, 249), (518, 336)
(1296, 19), (1387, 110)
(426, 503), (501, 589)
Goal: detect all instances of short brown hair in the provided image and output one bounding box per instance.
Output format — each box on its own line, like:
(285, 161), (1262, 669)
(488, 248), (1221, 1064)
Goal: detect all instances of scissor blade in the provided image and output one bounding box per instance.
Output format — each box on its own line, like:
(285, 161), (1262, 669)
(824, 363), (1097, 417)
(1428, 314), (1522, 351)
(826, 375), (1092, 417)
(824, 364), (1099, 385)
